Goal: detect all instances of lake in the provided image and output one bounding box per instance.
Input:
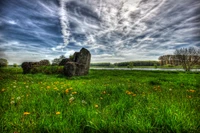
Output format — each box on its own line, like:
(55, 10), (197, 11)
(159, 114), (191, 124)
(91, 68), (200, 71)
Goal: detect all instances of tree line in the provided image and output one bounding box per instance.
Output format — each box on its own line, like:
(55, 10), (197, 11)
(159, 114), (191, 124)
(1, 46), (200, 71)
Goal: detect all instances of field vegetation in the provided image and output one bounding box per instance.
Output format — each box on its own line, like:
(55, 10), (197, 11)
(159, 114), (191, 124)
(0, 67), (199, 132)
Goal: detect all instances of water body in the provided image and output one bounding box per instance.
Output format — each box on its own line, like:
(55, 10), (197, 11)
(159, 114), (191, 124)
(91, 68), (200, 72)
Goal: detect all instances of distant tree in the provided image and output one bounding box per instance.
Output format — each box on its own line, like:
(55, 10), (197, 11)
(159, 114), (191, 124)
(0, 58), (8, 67)
(128, 61), (134, 69)
(13, 63), (18, 67)
(52, 55), (66, 65)
(69, 54), (74, 60)
(174, 47), (200, 71)
(154, 63), (157, 69)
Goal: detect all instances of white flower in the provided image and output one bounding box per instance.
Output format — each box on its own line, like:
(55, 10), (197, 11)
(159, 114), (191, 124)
(81, 100), (87, 104)
(16, 97), (21, 100)
(10, 101), (15, 104)
(69, 97), (75, 102)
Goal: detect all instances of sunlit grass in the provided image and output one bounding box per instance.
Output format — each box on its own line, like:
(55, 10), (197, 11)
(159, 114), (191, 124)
(0, 67), (199, 132)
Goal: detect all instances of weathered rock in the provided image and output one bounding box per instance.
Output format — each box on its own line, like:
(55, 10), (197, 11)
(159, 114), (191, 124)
(59, 58), (71, 66)
(64, 48), (91, 77)
(21, 59), (50, 74)
(21, 62), (32, 74)
(63, 62), (76, 77)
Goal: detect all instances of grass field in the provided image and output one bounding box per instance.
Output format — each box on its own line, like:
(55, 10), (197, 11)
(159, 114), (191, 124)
(0, 67), (200, 133)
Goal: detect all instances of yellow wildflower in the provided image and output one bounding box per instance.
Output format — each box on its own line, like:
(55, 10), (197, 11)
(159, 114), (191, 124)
(69, 87), (73, 90)
(1, 88), (5, 92)
(54, 87), (58, 91)
(132, 94), (136, 97)
(127, 91), (132, 95)
(95, 104), (99, 108)
(189, 89), (195, 93)
(46, 86), (50, 89)
(23, 112), (30, 115)
(102, 91), (106, 94)
(56, 112), (61, 115)
(65, 89), (69, 94)
(72, 91), (77, 94)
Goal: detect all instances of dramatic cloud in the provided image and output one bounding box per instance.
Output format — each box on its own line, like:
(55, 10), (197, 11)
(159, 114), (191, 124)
(0, 0), (200, 64)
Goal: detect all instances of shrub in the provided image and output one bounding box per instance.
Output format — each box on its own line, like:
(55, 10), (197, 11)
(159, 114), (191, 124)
(165, 64), (174, 67)
(0, 58), (8, 67)
(13, 63), (18, 67)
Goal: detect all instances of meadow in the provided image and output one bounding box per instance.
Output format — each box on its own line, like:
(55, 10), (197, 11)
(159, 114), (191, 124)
(0, 67), (199, 133)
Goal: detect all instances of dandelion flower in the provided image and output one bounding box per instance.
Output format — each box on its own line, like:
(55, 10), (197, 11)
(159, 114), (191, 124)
(56, 112), (61, 115)
(127, 92), (132, 95)
(72, 91), (77, 94)
(23, 112), (30, 115)
(46, 86), (50, 89)
(65, 89), (69, 94)
(132, 94), (136, 97)
(189, 89), (195, 93)
(95, 104), (98, 108)
(54, 87), (58, 91)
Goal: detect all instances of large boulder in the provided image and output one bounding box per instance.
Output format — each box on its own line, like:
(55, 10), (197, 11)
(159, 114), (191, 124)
(21, 59), (50, 74)
(21, 62), (32, 74)
(59, 58), (71, 66)
(64, 48), (91, 77)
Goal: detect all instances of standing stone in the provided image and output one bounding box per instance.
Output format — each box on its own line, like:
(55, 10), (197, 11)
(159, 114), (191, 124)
(77, 48), (91, 75)
(63, 48), (91, 77)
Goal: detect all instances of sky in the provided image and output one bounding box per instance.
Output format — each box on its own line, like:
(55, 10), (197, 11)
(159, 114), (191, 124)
(0, 0), (200, 64)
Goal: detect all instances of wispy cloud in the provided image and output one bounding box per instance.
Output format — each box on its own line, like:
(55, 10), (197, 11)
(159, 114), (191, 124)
(0, 0), (200, 64)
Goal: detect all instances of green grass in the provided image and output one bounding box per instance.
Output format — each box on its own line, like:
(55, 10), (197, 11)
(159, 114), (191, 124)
(0, 67), (199, 133)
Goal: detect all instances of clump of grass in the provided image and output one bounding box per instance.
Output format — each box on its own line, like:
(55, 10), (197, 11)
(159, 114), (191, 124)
(0, 68), (199, 132)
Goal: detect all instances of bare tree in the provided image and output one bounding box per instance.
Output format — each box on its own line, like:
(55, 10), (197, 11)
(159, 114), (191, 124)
(174, 47), (200, 71)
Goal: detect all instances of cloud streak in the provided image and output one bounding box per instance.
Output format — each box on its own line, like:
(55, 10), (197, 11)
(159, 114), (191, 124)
(59, 0), (71, 46)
